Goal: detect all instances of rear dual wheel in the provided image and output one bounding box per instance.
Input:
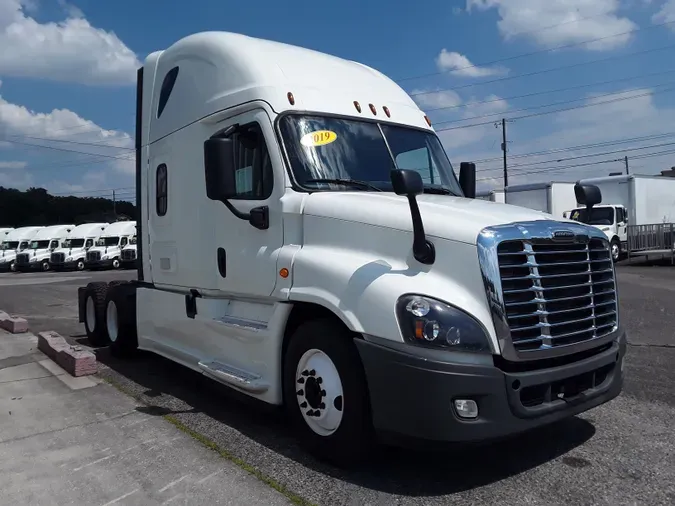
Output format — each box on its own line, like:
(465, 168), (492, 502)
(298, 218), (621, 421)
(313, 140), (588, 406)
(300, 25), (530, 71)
(83, 281), (137, 356)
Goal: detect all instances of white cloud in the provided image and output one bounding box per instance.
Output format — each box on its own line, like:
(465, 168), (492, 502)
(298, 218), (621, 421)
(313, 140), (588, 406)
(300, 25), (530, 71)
(411, 88), (463, 110)
(435, 49), (507, 78)
(653, 0), (675, 27)
(466, 0), (637, 50)
(0, 160), (26, 169)
(0, 0), (140, 85)
(0, 91), (135, 186)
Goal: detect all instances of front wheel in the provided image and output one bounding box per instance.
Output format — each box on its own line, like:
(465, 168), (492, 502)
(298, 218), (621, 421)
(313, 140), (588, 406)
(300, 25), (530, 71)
(283, 318), (374, 467)
(76, 259), (85, 271)
(41, 260), (50, 272)
(111, 258), (120, 269)
(611, 238), (621, 262)
(9, 261), (15, 272)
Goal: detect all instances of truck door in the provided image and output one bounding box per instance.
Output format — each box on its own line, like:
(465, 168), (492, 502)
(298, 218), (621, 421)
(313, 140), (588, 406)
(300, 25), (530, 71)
(211, 109), (284, 299)
(616, 206), (628, 244)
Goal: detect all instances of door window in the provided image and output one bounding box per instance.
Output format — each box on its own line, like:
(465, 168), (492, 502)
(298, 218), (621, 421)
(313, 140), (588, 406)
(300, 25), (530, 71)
(230, 123), (273, 200)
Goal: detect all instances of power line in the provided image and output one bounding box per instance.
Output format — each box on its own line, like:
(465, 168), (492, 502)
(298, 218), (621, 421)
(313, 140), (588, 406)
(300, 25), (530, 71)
(1, 138), (132, 160)
(4, 134), (133, 151)
(425, 68), (675, 113)
(434, 86), (675, 133)
(471, 132), (675, 164)
(433, 81), (675, 126)
(397, 19), (675, 83)
(411, 41), (675, 97)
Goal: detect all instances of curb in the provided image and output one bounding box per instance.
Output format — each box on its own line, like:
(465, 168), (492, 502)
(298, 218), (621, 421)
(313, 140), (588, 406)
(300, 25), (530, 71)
(37, 331), (97, 377)
(0, 310), (28, 334)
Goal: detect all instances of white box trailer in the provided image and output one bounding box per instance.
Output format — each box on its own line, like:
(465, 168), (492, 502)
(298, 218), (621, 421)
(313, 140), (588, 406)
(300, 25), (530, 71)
(476, 189), (505, 203)
(505, 181), (579, 219)
(74, 31), (625, 466)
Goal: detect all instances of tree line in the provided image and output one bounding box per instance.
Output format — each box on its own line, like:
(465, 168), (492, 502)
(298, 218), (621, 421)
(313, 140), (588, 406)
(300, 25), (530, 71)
(0, 187), (137, 227)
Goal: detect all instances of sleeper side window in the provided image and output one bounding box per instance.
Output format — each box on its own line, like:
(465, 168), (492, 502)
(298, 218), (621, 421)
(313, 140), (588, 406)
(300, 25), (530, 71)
(230, 123), (273, 200)
(157, 67), (179, 119)
(156, 163), (168, 216)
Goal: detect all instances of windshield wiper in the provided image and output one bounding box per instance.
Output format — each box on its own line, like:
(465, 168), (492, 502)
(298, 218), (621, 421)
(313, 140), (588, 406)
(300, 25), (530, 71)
(305, 178), (384, 192)
(422, 185), (457, 196)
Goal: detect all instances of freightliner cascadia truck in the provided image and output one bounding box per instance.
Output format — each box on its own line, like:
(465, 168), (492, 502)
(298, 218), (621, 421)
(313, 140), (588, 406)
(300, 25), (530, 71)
(77, 31), (625, 466)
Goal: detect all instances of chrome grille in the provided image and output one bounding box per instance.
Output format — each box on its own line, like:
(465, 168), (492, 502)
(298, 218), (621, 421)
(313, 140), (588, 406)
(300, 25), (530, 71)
(497, 237), (617, 352)
(86, 250), (101, 262)
(16, 253), (30, 265)
(51, 252), (65, 264)
(121, 249), (136, 261)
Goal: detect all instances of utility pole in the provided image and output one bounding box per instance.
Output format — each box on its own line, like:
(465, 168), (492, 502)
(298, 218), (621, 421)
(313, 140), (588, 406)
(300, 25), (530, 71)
(624, 155), (630, 175)
(112, 190), (117, 217)
(495, 118), (512, 187)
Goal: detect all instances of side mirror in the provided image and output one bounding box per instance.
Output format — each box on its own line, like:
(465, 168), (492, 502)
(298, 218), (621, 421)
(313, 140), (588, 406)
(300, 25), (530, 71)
(391, 169), (423, 196)
(204, 137), (237, 202)
(390, 169), (435, 265)
(459, 162), (476, 199)
(574, 183), (602, 224)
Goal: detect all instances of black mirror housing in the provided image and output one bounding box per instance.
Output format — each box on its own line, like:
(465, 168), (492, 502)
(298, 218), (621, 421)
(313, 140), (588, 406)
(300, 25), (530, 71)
(459, 162), (476, 199)
(574, 183), (602, 207)
(390, 169), (424, 196)
(204, 137), (237, 202)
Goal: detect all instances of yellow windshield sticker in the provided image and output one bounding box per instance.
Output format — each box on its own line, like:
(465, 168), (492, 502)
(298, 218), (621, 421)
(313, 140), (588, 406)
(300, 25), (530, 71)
(300, 130), (337, 147)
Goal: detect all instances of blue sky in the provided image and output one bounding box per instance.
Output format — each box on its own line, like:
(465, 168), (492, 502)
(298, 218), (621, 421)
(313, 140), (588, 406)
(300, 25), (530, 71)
(1, 0), (675, 201)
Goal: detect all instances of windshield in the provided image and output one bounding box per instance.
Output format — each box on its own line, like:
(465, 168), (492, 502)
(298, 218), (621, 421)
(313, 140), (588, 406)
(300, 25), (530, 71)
(96, 236), (119, 247)
(1, 241), (18, 250)
(279, 114), (463, 195)
(130, 236), (137, 245)
(569, 207), (615, 225)
(63, 238), (85, 248)
(30, 240), (50, 249)
(19, 241), (28, 250)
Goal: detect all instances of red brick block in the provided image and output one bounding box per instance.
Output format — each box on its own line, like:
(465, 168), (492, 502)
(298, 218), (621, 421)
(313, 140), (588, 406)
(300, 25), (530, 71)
(37, 331), (97, 377)
(37, 331), (69, 360)
(0, 315), (28, 334)
(56, 346), (97, 377)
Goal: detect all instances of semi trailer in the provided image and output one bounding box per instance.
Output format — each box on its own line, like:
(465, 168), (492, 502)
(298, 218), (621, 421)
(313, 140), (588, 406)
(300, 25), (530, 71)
(505, 181), (579, 219)
(77, 31), (625, 466)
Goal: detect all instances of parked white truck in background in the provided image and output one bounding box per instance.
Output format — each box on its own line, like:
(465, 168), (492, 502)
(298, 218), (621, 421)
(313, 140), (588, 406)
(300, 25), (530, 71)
(0, 226), (44, 272)
(476, 189), (505, 203)
(50, 222), (109, 271)
(564, 174), (675, 261)
(84, 221), (137, 270)
(76, 31), (625, 466)
(120, 234), (138, 269)
(0, 228), (13, 238)
(15, 225), (74, 272)
(505, 182), (580, 219)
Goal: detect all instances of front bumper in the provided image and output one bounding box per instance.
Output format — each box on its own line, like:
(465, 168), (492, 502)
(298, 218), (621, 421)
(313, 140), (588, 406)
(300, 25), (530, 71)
(85, 259), (114, 269)
(355, 331), (625, 445)
(51, 259), (83, 270)
(15, 260), (44, 271)
(0, 261), (14, 271)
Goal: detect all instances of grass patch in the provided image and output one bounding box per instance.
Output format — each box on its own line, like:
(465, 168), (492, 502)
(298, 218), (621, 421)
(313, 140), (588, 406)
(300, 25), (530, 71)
(100, 375), (314, 506)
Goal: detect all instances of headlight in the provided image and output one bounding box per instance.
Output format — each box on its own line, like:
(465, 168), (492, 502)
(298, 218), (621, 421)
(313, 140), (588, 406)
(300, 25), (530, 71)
(101, 255), (108, 260)
(395, 295), (492, 353)
(65, 257), (72, 262)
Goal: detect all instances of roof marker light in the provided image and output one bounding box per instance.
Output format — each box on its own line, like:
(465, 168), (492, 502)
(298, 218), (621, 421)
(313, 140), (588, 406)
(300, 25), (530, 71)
(287, 92), (295, 105)
(354, 101), (362, 113)
(424, 115), (432, 126)
(369, 103), (377, 115)
(383, 106), (391, 118)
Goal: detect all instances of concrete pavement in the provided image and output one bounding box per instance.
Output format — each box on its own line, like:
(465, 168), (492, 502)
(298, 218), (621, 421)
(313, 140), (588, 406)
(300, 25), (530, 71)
(0, 327), (293, 505)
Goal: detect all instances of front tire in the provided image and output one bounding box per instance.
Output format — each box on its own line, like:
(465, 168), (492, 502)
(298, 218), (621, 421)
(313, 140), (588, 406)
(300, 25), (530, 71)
(611, 238), (621, 262)
(76, 259), (85, 271)
(41, 260), (50, 272)
(111, 258), (120, 269)
(283, 318), (373, 467)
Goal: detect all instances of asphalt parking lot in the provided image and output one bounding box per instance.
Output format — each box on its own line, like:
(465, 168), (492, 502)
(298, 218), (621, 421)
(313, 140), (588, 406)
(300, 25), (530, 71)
(1, 264), (674, 506)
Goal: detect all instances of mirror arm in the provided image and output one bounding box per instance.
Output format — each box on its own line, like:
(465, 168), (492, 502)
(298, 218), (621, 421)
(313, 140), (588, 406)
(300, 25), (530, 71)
(222, 200), (269, 230)
(407, 196), (435, 265)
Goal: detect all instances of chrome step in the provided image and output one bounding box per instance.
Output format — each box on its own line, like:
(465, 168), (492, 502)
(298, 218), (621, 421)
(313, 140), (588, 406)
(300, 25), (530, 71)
(197, 360), (269, 393)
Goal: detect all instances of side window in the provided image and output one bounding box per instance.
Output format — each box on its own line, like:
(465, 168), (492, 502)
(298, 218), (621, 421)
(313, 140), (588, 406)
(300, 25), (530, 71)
(617, 208), (625, 223)
(121, 237), (128, 247)
(395, 147), (442, 185)
(49, 240), (59, 250)
(231, 124), (273, 200)
(85, 239), (93, 248)
(156, 163), (168, 216)
(157, 66), (179, 119)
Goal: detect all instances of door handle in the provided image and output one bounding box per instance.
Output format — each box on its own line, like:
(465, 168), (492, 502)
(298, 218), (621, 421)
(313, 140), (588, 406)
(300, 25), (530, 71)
(217, 247), (226, 278)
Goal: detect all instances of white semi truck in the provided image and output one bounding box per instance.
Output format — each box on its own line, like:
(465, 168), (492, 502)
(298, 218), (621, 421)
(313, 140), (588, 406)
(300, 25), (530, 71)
(15, 224), (74, 272)
(50, 222), (109, 271)
(120, 234), (138, 269)
(84, 221), (137, 270)
(0, 228), (13, 238)
(76, 31), (625, 466)
(0, 226), (44, 272)
(564, 174), (675, 261)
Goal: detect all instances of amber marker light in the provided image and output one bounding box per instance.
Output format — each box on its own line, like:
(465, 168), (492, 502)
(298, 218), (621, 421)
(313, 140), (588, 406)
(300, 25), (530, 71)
(383, 106), (391, 117)
(287, 92), (295, 105)
(424, 115), (432, 126)
(279, 268), (289, 278)
(354, 101), (362, 113)
(369, 103), (377, 115)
